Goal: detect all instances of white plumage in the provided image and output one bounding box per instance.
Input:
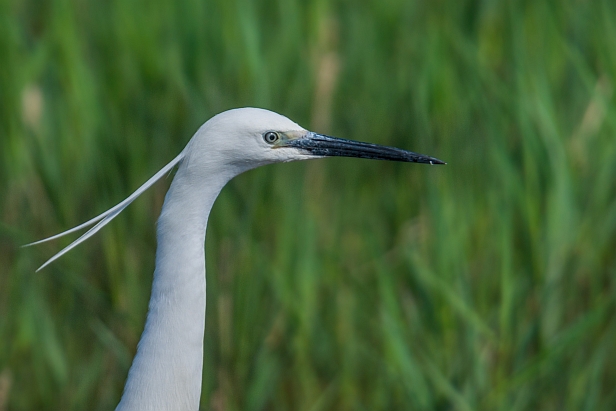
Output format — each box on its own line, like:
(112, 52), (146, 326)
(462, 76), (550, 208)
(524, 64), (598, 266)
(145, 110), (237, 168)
(31, 108), (444, 410)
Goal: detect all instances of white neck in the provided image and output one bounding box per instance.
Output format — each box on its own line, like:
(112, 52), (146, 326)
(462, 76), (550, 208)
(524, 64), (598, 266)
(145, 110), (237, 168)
(115, 162), (229, 411)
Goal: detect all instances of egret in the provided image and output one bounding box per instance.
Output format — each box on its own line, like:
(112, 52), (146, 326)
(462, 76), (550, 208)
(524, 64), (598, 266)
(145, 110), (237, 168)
(31, 108), (444, 410)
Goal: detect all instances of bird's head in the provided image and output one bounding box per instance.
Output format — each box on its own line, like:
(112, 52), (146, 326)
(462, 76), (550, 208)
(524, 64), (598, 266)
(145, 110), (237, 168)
(182, 107), (445, 178)
(28, 107), (445, 271)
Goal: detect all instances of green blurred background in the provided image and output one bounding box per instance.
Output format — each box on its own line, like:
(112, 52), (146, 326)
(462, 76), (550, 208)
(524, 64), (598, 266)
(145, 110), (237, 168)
(1, 0), (616, 410)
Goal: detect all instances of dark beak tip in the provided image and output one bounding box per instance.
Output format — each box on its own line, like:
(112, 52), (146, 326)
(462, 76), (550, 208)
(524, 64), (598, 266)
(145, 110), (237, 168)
(421, 157), (446, 165)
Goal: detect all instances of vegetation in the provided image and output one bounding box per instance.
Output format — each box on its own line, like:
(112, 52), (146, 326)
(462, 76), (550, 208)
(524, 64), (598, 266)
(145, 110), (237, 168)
(1, 0), (615, 409)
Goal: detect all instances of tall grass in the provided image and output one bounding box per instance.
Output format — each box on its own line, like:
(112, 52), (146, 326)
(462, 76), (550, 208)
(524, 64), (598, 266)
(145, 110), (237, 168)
(1, 0), (615, 410)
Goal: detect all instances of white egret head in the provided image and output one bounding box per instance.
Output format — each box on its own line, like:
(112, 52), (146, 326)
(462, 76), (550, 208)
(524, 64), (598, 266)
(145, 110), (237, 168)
(182, 107), (444, 178)
(29, 107), (444, 271)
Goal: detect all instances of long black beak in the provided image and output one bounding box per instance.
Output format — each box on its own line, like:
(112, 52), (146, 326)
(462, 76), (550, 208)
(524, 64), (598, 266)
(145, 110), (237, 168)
(285, 132), (445, 165)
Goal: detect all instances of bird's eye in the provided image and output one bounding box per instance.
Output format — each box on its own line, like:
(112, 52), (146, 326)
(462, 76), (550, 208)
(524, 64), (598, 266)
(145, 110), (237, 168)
(263, 131), (279, 144)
